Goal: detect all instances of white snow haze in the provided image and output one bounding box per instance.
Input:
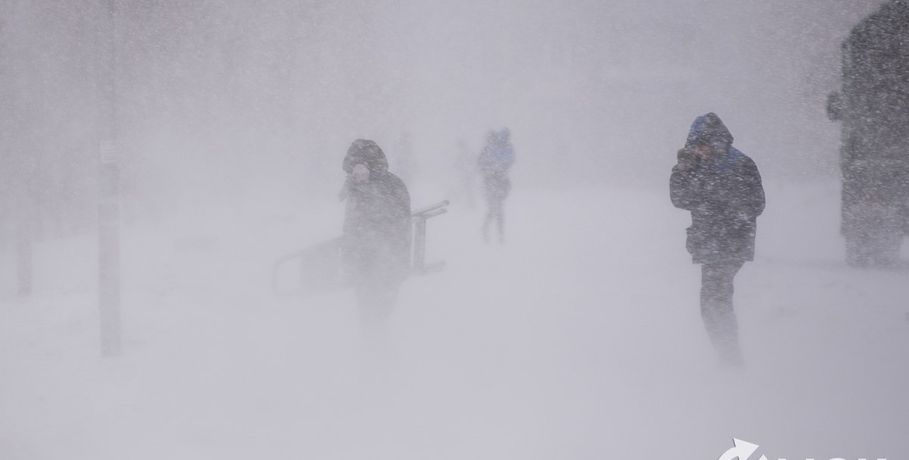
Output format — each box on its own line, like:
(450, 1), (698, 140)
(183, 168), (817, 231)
(1, 1), (907, 459)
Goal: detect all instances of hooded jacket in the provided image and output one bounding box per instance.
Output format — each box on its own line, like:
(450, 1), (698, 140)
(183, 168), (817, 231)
(670, 114), (765, 264)
(478, 129), (516, 177)
(478, 129), (515, 201)
(341, 139), (412, 284)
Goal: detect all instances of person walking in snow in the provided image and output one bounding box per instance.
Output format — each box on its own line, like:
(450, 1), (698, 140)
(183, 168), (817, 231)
(670, 113), (765, 366)
(340, 139), (412, 326)
(478, 128), (515, 243)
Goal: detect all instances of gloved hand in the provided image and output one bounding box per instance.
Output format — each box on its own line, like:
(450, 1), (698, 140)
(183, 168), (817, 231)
(676, 148), (700, 171)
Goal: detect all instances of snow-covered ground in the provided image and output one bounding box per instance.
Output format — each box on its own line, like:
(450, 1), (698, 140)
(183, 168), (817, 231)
(1, 180), (908, 459)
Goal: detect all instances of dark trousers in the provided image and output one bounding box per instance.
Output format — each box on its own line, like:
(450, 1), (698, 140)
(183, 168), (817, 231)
(482, 175), (509, 243)
(482, 198), (505, 243)
(354, 282), (399, 363)
(700, 260), (745, 365)
(355, 282), (399, 325)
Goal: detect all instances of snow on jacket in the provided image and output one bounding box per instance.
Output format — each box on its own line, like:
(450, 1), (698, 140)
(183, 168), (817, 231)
(478, 130), (515, 177)
(341, 140), (412, 284)
(478, 130), (515, 201)
(670, 114), (766, 264)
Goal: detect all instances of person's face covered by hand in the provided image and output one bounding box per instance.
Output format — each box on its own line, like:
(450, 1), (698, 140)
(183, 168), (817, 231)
(692, 144), (711, 160)
(352, 163), (370, 183)
(693, 139), (727, 160)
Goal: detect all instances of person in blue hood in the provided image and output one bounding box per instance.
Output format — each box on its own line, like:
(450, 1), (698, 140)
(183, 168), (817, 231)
(670, 113), (765, 366)
(478, 128), (516, 243)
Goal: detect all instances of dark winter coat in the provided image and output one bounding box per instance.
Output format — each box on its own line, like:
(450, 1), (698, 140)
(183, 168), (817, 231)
(478, 129), (515, 201)
(670, 114), (765, 264)
(341, 140), (412, 286)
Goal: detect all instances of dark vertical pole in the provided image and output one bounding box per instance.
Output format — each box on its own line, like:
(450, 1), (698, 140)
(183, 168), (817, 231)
(99, 0), (121, 357)
(284, 2), (299, 147)
(6, 0), (32, 297)
(16, 194), (31, 296)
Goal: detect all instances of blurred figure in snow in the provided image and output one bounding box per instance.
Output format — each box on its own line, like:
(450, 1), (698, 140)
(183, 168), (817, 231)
(670, 113), (765, 367)
(340, 139), (412, 327)
(477, 128), (515, 243)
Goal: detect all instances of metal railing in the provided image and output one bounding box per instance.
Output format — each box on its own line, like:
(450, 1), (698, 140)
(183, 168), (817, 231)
(272, 200), (450, 296)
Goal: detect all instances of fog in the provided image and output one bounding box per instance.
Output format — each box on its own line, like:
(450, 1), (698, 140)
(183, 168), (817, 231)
(1, 1), (908, 459)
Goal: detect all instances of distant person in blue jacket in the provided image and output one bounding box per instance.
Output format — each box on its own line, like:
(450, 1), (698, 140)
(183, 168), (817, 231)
(670, 113), (765, 367)
(478, 128), (515, 243)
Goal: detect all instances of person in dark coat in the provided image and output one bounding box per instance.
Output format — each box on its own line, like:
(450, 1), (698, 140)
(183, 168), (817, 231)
(478, 128), (515, 243)
(670, 113), (765, 366)
(340, 139), (412, 325)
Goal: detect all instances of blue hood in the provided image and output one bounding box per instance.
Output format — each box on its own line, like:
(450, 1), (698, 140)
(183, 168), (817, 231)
(686, 112), (734, 147)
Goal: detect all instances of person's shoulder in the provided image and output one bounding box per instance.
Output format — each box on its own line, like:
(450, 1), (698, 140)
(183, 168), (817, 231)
(731, 149), (762, 180)
(387, 170), (406, 184)
(381, 171), (409, 192)
(730, 147), (758, 168)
